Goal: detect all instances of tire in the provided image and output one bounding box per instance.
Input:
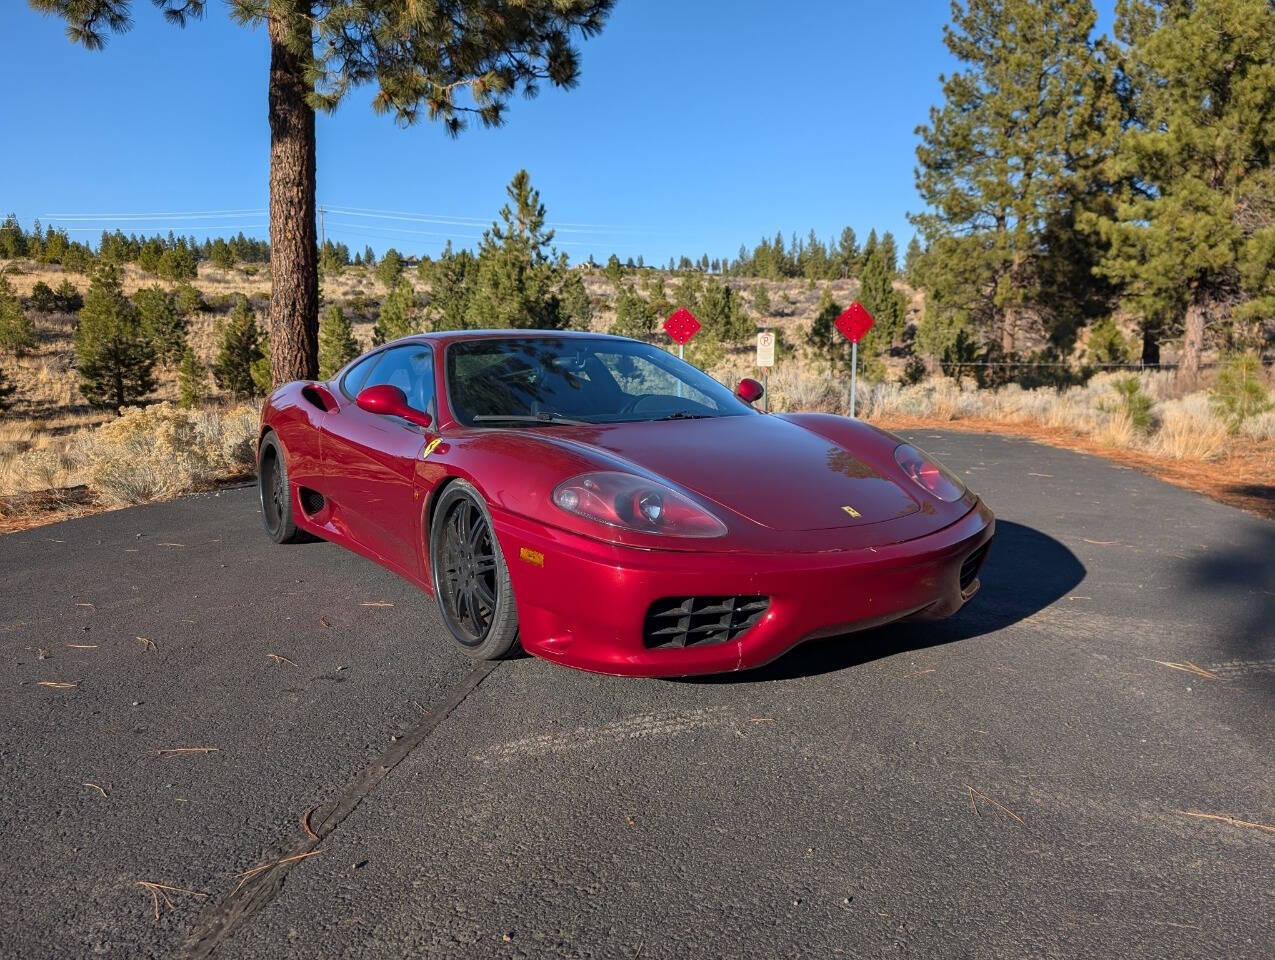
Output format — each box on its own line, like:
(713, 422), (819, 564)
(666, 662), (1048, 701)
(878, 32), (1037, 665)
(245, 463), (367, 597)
(429, 480), (520, 660)
(258, 432), (307, 544)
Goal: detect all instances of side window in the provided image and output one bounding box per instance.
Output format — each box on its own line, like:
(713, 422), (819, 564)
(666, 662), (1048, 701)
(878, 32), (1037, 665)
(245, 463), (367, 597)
(362, 345), (435, 416)
(341, 352), (382, 399)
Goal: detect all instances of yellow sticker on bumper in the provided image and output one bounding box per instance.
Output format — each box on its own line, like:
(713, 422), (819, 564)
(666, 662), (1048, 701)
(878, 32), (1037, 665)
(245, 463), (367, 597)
(842, 505), (861, 518)
(519, 547), (545, 567)
(421, 437), (443, 460)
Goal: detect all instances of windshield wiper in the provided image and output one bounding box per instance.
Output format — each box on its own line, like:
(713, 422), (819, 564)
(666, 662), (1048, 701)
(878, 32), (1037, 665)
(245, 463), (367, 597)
(656, 411), (714, 421)
(471, 413), (589, 426)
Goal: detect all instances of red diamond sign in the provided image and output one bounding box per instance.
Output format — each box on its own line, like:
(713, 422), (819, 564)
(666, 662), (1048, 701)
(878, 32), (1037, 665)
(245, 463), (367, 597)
(835, 302), (875, 344)
(663, 307), (701, 345)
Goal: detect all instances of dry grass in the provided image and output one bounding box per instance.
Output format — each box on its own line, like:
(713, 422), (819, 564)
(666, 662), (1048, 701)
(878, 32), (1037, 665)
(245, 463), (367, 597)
(856, 371), (1270, 463)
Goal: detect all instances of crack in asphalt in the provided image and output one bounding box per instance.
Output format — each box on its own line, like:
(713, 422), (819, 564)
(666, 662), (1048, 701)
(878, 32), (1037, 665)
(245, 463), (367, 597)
(181, 660), (500, 959)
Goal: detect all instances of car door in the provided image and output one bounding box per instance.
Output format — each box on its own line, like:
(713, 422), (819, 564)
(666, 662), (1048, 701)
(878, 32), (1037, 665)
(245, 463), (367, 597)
(323, 343), (437, 575)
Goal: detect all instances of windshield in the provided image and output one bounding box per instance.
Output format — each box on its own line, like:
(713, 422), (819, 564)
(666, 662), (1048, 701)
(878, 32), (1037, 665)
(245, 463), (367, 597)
(446, 337), (757, 426)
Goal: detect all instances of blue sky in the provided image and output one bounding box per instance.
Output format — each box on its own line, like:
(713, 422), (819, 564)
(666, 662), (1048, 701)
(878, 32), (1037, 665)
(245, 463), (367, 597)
(1, 1), (1114, 265)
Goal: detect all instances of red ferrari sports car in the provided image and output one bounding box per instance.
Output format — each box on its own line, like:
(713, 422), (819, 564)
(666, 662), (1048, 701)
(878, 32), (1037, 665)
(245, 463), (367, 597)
(257, 330), (993, 677)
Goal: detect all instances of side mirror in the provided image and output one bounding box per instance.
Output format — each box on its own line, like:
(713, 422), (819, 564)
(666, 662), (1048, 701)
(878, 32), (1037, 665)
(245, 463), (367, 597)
(356, 384), (432, 428)
(736, 377), (764, 404)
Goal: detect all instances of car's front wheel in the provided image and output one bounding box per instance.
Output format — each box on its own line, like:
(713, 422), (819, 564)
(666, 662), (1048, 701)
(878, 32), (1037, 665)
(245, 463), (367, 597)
(429, 481), (520, 660)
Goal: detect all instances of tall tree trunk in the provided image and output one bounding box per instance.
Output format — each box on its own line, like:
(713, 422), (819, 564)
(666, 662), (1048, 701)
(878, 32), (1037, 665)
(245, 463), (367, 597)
(1140, 319), (1160, 366)
(267, 9), (318, 387)
(1179, 298), (1206, 383)
(1001, 307), (1016, 355)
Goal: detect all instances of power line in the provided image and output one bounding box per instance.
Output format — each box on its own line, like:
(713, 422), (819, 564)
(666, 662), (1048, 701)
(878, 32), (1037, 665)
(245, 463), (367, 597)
(36, 203), (657, 239)
(42, 209), (265, 221)
(62, 223), (269, 233)
(323, 204), (651, 234)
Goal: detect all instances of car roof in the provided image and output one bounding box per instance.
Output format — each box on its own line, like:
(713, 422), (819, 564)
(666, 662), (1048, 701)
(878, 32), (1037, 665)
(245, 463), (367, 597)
(385, 329), (640, 349)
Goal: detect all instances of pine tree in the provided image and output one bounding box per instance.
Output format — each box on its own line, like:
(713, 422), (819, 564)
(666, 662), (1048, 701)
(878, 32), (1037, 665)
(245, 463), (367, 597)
(0, 214), (26, 259)
(30, 281), (58, 312)
(807, 285), (847, 373)
(1086, 0), (1275, 379)
(643, 273), (672, 319)
(1085, 317), (1133, 366)
(858, 243), (908, 355)
(251, 332), (273, 396)
(319, 304), (360, 378)
(174, 283), (205, 316)
(54, 279), (83, 312)
(605, 254), (623, 283)
(209, 238), (235, 270)
(36, 0), (614, 386)
(177, 346), (207, 408)
(903, 236), (924, 286)
(612, 284), (657, 339)
(913, 0), (1118, 355)
(74, 264), (156, 409)
(376, 248), (404, 290)
(0, 276), (37, 356)
(463, 169), (565, 330)
(837, 227), (859, 279)
(1211, 352), (1274, 432)
(133, 285), (188, 365)
(373, 278), (418, 345)
(559, 271), (593, 330)
(214, 297), (264, 399)
(698, 278), (753, 343)
(425, 247), (477, 331)
(752, 284), (772, 317)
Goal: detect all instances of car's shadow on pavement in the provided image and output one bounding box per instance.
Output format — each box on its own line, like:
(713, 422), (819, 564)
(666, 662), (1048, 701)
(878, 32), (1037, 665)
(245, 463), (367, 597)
(683, 520), (1085, 684)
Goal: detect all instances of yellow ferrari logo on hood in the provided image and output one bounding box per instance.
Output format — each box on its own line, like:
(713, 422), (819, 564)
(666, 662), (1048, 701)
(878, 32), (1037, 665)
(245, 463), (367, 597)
(842, 505), (861, 518)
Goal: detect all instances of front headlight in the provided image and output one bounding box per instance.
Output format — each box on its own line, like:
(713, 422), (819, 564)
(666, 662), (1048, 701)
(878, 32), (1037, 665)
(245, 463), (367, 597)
(893, 443), (966, 502)
(552, 471), (727, 538)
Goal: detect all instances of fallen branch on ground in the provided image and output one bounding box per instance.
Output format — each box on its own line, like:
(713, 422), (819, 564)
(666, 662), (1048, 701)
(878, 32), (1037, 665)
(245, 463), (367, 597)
(136, 881), (208, 923)
(966, 784), (1025, 825)
(230, 850), (322, 894)
(1147, 659), (1218, 680)
(1180, 810), (1275, 835)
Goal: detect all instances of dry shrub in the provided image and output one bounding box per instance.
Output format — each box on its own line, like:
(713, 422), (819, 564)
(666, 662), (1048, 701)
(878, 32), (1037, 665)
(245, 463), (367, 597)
(0, 443), (80, 496)
(1091, 410), (1138, 450)
(769, 364), (845, 414)
(1150, 395), (1229, 461)
(77, 402), (260, 505)
(1239, 410), (1275, 442)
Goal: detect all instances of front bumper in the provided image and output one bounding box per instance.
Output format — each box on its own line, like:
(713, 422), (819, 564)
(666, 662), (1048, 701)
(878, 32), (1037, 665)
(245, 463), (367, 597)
(493, 501), (995, 678)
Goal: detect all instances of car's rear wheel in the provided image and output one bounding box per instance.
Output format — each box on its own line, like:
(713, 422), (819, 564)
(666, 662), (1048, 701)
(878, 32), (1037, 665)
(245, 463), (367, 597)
(430, 481), (520, 660)
(258, 433), (307, 544)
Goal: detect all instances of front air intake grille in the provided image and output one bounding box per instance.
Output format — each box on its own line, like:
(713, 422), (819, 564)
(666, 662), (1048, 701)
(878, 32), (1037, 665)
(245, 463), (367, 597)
(960, 542), (991, 592)
(642, 596), (769, 649)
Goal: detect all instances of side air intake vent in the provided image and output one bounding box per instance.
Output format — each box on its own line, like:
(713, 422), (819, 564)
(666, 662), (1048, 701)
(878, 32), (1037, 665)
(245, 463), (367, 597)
(960, 542), (991, 592)
(301, 384), (336, 412)
(643, 596), (769, 649)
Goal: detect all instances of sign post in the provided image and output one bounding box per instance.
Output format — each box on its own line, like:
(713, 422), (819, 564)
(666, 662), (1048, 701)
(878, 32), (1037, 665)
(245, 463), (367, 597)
(755, 330), (775, 412)
(834, 302), (875, 418)
(663, 307), (701, 397)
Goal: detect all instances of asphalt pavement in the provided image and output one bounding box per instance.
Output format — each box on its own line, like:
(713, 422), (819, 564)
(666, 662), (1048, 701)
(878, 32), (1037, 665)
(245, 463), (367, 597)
(1, 430), (1271, 959)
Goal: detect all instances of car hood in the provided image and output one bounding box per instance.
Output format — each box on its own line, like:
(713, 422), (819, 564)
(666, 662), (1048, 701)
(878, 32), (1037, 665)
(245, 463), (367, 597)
(530, 414), (921, 532)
